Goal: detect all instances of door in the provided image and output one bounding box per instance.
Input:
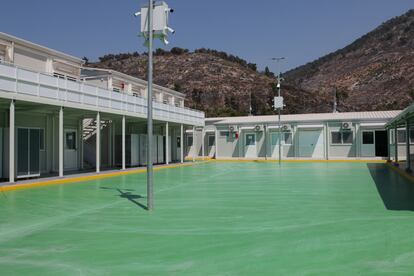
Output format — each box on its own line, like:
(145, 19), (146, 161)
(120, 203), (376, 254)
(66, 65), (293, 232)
(207, 135), (215, 157)
(361, 131), (375, 157)
(298, 130), (324, 158)
(375, 130), (388, 157)
(17, 128), (40, 178)
(64, 129), (78, 170)
(270, 132), (281, 159)
(244, 133), (257, 158)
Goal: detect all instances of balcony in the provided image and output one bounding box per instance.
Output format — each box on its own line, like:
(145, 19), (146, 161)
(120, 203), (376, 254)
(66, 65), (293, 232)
(0, 62), (204, 126)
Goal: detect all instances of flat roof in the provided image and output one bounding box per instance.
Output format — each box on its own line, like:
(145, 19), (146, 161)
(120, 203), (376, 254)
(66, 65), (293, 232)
(207, 111), (402, 125)
(0, 32), (84, 65)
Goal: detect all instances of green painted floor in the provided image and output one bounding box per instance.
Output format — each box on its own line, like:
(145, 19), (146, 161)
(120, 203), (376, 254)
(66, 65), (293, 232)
(1, 162), (414, 275)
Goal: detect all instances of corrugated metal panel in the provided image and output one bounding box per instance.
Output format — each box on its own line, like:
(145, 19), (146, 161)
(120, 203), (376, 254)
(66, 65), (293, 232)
(207, 111), (402, 125)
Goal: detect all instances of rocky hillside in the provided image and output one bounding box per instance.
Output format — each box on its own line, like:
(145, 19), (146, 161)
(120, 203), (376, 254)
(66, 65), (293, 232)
(285, 9), (414, 112)
(87, 9), (414, 116)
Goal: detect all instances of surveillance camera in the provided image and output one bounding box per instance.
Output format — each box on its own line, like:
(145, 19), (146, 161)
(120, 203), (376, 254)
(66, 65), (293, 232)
(134, 11), (141, 17)
(167, 27), (175, 34)
(170, 8), (174, 13)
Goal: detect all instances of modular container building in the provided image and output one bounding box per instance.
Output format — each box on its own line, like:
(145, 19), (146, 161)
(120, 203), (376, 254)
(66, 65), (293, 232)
(0, 32), (204, 183)
(185, 111), (412, 161)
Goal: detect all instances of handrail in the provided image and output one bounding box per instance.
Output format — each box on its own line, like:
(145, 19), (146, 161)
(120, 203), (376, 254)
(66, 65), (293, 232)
(0, 61), (205, 125)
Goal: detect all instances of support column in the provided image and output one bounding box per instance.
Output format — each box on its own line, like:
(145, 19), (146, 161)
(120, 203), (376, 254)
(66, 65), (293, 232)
(96, 112), (100, 173)
(180, 124), (184, 163)
(165, 122), (169, 165)
(193, 126), (196, 162)
(122, 115), (126, 170)
(406, 121), (411, 173)
(59, 106), (64, 177)
(9, 100), (15, 183)
(264, 125), (267, 160)
(387, 128), (391, 162)
(202, 128), (205, 160)
(394, 126), (399, 165)
(215, 128), (219, 159)
(79, 118), (84, 170)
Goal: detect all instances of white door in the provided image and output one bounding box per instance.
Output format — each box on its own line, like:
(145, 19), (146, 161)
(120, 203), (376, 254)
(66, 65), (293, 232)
(64, 129), (78, 170)
(244, 133), (257, 158)
(361, 131), (375, 157)
(298, 130), (324, 158)
(270, 132), (281, 159)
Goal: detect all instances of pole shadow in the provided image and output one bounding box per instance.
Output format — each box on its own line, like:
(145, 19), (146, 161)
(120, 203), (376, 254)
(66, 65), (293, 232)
(100, 187), (148, 211)
(367, 163), (414, 211)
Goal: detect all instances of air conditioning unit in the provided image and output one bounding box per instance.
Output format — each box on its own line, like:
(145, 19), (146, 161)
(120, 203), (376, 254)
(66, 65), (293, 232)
(254, 125), (263, 132)
(229, 125), (238, 132)
(341, 122), (352, 129)
(281, 124), (292, 132)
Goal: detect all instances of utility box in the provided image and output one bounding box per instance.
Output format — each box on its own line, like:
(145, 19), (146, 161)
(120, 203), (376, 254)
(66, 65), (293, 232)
(139, 1), (173, 43)
(274, 96), (284, 110)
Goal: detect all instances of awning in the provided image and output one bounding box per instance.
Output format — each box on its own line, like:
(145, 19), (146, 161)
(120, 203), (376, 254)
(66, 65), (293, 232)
(297, 124), (323, 129)
(268, 126), (281, 130)
(360, 122), (385, 127)
(239, 126), (255, 130)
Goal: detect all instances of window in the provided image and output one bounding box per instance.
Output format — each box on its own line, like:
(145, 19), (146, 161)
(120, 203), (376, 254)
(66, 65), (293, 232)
(208, 135), (215, 147)
(331, 131), (354, 145)
(245, 134), (255, 146)
(53, 72), (65, 79)
(176, 137), (181, 147)
(187, 136), (193, 147)
(397, 130), (406, 143)
(342, 130), (353, 144)
(362, 132), (374, 144)
(65, 131), (76, 150)
(39, 129), (45, 150)
(331, 132), (342, 144)
(410, 129), (414, 143)
(113, 88), (121, 93)
(284, 132), (293, 145)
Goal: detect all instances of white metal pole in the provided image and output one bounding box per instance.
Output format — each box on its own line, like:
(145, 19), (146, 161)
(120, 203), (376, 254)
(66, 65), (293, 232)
(59, 106), (64, 177)
(147, 0), (154, 210)
(122, 115), (126, 170)
(193, 126), (196, 162)
(165, 122), (169, 165)
(96, 112), (100, 173)
(9, 100), (15, 183)
(278, 71), (282, 166)
(180, 124), (184, 163)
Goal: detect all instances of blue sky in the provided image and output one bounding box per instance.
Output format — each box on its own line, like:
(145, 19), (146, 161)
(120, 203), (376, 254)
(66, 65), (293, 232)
(1, 0), (412, 72)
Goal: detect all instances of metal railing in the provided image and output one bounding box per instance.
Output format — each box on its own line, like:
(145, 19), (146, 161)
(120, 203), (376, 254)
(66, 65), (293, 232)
(0, 61), (205, 126)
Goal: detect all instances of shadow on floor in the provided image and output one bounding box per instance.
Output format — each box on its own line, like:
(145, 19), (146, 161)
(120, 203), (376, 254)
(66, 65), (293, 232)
(367, 163), (414, 211)
(100, 187), (148, 211)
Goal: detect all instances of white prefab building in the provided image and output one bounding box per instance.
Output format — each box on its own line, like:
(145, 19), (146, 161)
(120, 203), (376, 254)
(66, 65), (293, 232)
(0, 32), (204, 183)
(185, 111), (409, 161)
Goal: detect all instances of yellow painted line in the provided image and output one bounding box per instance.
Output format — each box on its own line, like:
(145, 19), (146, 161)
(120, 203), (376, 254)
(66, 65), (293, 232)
(387, 162), (414, 182)
(1, 162), (196, 192)
(213, 158), (387, 164)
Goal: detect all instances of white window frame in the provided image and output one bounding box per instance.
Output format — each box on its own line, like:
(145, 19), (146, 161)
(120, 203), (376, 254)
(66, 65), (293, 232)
(331, 130), (354, 145)
(362, 130), (375, 145)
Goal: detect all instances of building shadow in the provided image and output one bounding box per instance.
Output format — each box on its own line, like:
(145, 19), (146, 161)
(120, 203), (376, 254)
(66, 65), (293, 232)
(367, 163), (414, 211)
(100, 187), (148, 210)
